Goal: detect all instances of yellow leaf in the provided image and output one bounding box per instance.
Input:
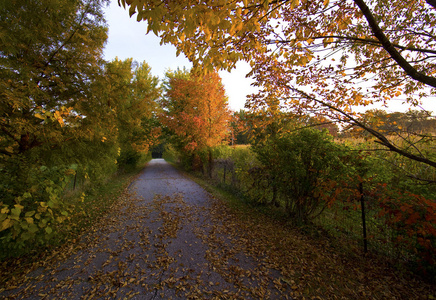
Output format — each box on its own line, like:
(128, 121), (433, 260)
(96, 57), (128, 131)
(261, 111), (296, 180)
(5, 146), (14, 153)
(323, 0), (329, 7)
(290, 0), (299, 9)
(1, 219), (13, 231)
(35, 113), (45, 119)
(236, 21), (243, 32)
(14, 204), (24, 210)
(236, 6), (242, 17)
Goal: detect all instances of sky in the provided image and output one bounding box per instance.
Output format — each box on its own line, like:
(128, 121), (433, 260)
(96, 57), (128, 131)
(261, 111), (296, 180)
(102, 1), (256, 112)
(103, 1), (435, 115)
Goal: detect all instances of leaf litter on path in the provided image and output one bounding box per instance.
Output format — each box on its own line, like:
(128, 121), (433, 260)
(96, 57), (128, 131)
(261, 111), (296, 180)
(0, 163), (435, 299)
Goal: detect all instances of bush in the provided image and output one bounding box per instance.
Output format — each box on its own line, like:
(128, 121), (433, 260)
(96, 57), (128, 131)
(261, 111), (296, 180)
(0, 164), (72, 256)
(252, 129), (347, 224)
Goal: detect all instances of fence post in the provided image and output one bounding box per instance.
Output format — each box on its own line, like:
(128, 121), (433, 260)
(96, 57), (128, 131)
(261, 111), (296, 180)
(223, 164), (227, 184)
(360, 181), (368, 253)
(73, 172), (77, 190)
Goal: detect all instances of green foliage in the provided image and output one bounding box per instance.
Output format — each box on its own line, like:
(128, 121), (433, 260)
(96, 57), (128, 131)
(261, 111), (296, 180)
(103, 58), (161, 170)
(0, 165), (72, 255)
(162, 144), (180, 164)
(0, 0), (162, 255)
(209, 133), (436, 275)
(251, 128), (346, 223)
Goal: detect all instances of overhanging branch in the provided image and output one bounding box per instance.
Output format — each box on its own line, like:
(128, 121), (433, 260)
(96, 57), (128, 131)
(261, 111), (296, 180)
(353, 0), (436, 89)
(284, 85), (436, 169)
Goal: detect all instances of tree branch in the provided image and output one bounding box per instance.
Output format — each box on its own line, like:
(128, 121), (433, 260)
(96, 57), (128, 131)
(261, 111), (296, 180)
(284, 85), (436, 169)
(426, 0), (436, 10)
(352, 0), (436, 89)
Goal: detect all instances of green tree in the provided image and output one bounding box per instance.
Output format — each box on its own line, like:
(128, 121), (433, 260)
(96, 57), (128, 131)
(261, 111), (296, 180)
(0, 0), (110, 172)
(0, 0), (111, 251)
(252, 128), (346, 224)
(103, 58), (161, 169)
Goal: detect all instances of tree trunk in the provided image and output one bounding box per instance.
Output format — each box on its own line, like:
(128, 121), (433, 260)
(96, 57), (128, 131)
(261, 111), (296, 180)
(208, 148), (213, 178)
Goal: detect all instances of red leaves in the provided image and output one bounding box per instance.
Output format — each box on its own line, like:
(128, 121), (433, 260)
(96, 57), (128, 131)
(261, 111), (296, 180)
(375, 184), (436, 265)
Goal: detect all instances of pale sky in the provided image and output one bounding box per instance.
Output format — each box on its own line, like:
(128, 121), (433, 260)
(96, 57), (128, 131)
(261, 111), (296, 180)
(103, 1), (435, 115)
(103, 1), (256, 112)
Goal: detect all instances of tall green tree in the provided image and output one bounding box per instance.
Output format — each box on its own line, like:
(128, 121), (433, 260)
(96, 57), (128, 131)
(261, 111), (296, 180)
(0, 0), (111, 249)
(103, 58), (161, 168)
(0, 0), (109, 168)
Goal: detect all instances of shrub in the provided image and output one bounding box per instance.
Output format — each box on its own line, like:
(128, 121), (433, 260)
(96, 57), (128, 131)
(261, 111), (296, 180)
(252, 129), (347, 224)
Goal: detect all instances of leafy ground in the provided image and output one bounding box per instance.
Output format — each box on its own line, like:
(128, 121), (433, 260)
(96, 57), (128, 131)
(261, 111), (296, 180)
(0, 160), (434, 299)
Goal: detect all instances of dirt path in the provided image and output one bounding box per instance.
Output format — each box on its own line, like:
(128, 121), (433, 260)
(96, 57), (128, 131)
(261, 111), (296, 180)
(1, 159), (291, 299)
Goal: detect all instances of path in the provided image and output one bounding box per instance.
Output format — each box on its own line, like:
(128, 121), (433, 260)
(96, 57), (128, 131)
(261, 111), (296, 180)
(1, 159), (291, 299)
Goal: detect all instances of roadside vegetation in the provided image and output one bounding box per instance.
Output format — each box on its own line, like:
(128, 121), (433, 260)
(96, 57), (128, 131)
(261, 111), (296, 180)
(164, 136), (436, 298)
(164, 110), (436, 283)
(0, 0), (160, 259)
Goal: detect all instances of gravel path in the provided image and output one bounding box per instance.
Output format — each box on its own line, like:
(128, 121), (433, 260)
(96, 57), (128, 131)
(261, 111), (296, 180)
(1, 159), (291, 299)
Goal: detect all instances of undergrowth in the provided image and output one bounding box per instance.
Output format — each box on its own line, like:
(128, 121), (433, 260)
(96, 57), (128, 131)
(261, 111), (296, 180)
(0, 164), (145, 287)
(179, 163), (436, 288)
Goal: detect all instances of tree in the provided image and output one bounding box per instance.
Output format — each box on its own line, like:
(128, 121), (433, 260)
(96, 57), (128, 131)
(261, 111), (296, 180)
(1, 0), (109, 152)
(161, 69), (231, 176)
(0, 0), (110, 191)
(103, 58), (161, 169)
(229, 110), (250, 145)
(252, 128), (346, 223)
(120, 0), (436, 172)
(344, 109), (436, 137)
(0, 0), (112, 249)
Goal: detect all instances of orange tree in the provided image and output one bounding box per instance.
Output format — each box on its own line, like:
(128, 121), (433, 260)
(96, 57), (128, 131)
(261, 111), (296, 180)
(161, 69), (231, 176)
(120, 0), (436, 175)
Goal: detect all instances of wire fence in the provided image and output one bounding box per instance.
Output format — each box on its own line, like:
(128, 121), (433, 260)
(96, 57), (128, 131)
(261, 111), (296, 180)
(209, 158), (423, 265)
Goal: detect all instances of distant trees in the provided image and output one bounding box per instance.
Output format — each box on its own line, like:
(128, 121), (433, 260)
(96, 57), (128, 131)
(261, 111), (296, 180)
(229, 110), (250, 145)
(345, 109), (436, 137)
(161, 69), (231, 175)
